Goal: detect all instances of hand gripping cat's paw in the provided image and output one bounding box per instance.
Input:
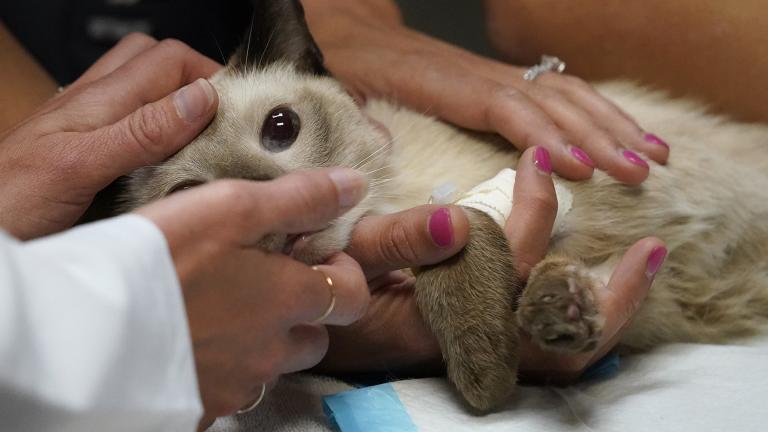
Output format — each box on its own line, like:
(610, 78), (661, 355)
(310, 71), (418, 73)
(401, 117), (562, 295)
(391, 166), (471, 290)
(517, 257), (604, 353)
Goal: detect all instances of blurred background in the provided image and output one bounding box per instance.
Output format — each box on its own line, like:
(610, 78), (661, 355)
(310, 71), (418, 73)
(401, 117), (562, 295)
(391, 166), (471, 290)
(396, 0), (496, 59)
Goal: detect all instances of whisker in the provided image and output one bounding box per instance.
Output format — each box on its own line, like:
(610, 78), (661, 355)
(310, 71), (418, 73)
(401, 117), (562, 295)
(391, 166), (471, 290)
(364, 165), (393, 176)
(353, 143), (389, 170)
(209, 31), (228, 65)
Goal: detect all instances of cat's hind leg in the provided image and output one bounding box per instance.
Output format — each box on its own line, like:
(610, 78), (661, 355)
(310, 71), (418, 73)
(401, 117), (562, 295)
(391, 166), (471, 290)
(414, 208), (524, 412)
(518, 256), (605, 353)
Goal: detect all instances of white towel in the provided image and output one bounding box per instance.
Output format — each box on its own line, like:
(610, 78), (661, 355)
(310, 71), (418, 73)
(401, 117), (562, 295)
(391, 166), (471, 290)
(211, 335), (768, 431)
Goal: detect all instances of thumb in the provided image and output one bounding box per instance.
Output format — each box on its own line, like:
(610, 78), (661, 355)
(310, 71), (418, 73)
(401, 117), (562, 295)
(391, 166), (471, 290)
(597, 237), (667, 343)
(240, 168), (369, 241)
(346, 205), (470, 279)
(89, 78), (218, 185)
(135, 168), (367, 257)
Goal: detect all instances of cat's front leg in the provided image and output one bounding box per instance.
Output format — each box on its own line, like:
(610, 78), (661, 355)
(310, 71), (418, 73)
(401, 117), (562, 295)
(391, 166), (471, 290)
(414, 208), (524, 412)
(518, 256), (605, 353)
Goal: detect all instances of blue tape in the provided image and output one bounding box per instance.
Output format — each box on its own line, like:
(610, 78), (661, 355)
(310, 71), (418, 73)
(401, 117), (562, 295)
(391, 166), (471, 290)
(323, 383), (418, 432)
(580, 351), (621, 382)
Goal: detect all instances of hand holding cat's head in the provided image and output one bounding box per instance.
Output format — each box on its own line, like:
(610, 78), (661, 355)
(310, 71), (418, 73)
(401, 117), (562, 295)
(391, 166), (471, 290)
(122, 0), (392, 264)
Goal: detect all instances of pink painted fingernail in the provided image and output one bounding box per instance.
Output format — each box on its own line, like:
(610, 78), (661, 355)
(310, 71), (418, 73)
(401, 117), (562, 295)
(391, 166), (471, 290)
(533, 147), (552, 175)
(429, 207), (454, 248)
(644, 133), (669, 149)
(570, 146), (595, 167)
(646, 246), (667, 279)
(622, 149), (649, 169)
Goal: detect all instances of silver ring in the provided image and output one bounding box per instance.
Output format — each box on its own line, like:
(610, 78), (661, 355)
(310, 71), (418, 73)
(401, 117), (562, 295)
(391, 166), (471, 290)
(523, 55), (566, 81)
(236, 383), (266, 414)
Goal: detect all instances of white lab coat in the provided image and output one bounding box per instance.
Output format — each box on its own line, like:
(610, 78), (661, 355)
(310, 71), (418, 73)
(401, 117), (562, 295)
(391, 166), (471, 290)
(0, 215), (202, 431)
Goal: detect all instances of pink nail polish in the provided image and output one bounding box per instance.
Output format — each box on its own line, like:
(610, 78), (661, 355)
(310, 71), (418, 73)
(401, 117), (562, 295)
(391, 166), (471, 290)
(429, 208), (453, 248)
(533, 147), (552, 175)
(622, 150), (649, 169)
(646, 246), (668, 279)
(570, 146), (595, 167)
(644, 133), (669, 149)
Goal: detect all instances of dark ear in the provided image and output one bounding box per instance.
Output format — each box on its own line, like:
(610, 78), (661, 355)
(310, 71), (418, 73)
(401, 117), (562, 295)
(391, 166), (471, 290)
(230, 0), (327, 75)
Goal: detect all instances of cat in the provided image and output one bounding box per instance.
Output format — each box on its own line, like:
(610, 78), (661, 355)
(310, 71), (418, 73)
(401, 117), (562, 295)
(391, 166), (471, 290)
(120, 0), (768, 412)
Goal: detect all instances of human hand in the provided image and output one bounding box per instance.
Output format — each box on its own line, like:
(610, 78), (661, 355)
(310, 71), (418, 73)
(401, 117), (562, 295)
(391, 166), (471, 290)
(0, 33), (221, 240)
(136, 168), (371, 425)
(302, 0), (669, 185)
(317, 147), (666, 382)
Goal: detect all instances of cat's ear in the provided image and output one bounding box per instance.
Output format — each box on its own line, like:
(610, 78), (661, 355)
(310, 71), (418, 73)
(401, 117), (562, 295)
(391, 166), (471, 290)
(229, 0), (327, 75)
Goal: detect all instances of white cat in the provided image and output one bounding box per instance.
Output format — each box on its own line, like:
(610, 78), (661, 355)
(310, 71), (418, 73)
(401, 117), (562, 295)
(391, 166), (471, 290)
(121, 0), (768, 412)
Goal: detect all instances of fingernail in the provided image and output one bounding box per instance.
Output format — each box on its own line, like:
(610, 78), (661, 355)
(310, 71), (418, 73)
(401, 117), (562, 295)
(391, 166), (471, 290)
(570, 146), (595, 167)
(622, 149), (649, 169)
(644, 133), (669, 149)
(328, 168), (368, 212)
(533, 147), (552, 175)
(429, 207), (454, 248)
(646, 246), (667, 279)
(174, 78), (215, 122)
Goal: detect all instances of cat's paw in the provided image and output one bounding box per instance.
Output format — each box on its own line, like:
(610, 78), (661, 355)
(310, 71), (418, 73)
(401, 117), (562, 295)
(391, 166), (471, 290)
(517, 257), (604, 353)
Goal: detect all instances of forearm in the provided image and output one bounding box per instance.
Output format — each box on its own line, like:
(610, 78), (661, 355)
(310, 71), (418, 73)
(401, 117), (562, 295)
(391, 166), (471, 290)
(483, 0), (768, 122)
(301, 0), (403, 29)
(0, 22), (57, 132)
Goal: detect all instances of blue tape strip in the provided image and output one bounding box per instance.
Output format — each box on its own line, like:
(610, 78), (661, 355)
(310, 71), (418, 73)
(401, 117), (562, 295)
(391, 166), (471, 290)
(580, 351), (621, 382)
(323, 383), (418, 432)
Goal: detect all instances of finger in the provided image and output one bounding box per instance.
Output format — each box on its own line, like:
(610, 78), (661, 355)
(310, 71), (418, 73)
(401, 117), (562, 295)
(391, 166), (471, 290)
(466, 56), (657, 180)
(281, 324), (330, 373)
(317, 286), (442, 374)
(307, 253), (371, 326)
(381, 55), (594, 181)
(232, 168), (368, 242)
(83, 77), (218, 186)
(593, 238), (667, 349)
(517, 238), (667, 383)
(253, 252), (369, 327)
(65, 39), (221, 127)
(368, 270), (412, 292)
(346, 205), (470, 279)
(136, 168), (368, 251)
(487, 85), (597, 181)
(541, 74), (670, 165)
(529, 87), (650, 185)
(505, 147), (558, 279)
(69, 33), (159, 91)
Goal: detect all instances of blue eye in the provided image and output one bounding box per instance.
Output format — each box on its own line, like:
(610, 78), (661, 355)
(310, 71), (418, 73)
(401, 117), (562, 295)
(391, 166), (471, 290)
(261, 107), (300, 152)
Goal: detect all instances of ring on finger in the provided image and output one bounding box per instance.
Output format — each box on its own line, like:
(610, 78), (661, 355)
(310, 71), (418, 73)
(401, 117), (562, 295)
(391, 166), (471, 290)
(236, 383), (266, 414)
(523, 55), (566, 81)
(309, 265), (336, 324)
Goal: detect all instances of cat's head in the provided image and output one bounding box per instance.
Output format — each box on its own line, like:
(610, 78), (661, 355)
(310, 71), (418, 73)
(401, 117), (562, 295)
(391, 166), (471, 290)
(123, 0), (392, 264)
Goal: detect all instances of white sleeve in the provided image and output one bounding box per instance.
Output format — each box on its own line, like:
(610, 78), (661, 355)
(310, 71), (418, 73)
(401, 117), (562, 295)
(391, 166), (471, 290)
(0, 215), (202, 432)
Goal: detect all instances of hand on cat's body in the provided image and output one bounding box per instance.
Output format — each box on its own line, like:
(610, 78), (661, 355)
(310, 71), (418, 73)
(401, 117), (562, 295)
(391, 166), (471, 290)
(302, 0), (669, 185)
(0, 34), (219, 240)
(136, 168), (371, 424)
(318, 148), (665, 381)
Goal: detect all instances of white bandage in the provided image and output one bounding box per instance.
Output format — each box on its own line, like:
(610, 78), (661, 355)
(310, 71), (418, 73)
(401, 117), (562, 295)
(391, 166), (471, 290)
(432, 168), (573, 236)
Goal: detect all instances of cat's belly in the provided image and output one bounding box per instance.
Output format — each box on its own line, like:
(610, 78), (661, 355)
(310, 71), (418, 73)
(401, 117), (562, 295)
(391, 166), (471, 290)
(363, 92), (768, 348)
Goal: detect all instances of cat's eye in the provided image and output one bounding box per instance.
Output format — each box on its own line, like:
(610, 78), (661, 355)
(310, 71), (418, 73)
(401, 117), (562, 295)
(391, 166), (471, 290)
(261, 107), (300, 152)
(168, 180), (203, 195)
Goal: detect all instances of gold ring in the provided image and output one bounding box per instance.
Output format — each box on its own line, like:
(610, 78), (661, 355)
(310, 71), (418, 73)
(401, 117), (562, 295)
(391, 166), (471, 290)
(310, 266), (336, 324)
(236, 383), (266, 414)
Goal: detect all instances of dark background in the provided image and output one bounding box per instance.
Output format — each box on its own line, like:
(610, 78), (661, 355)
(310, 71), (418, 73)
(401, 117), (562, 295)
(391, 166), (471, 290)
(397, 0), (495, 58)
(0, 0), (497, 84)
